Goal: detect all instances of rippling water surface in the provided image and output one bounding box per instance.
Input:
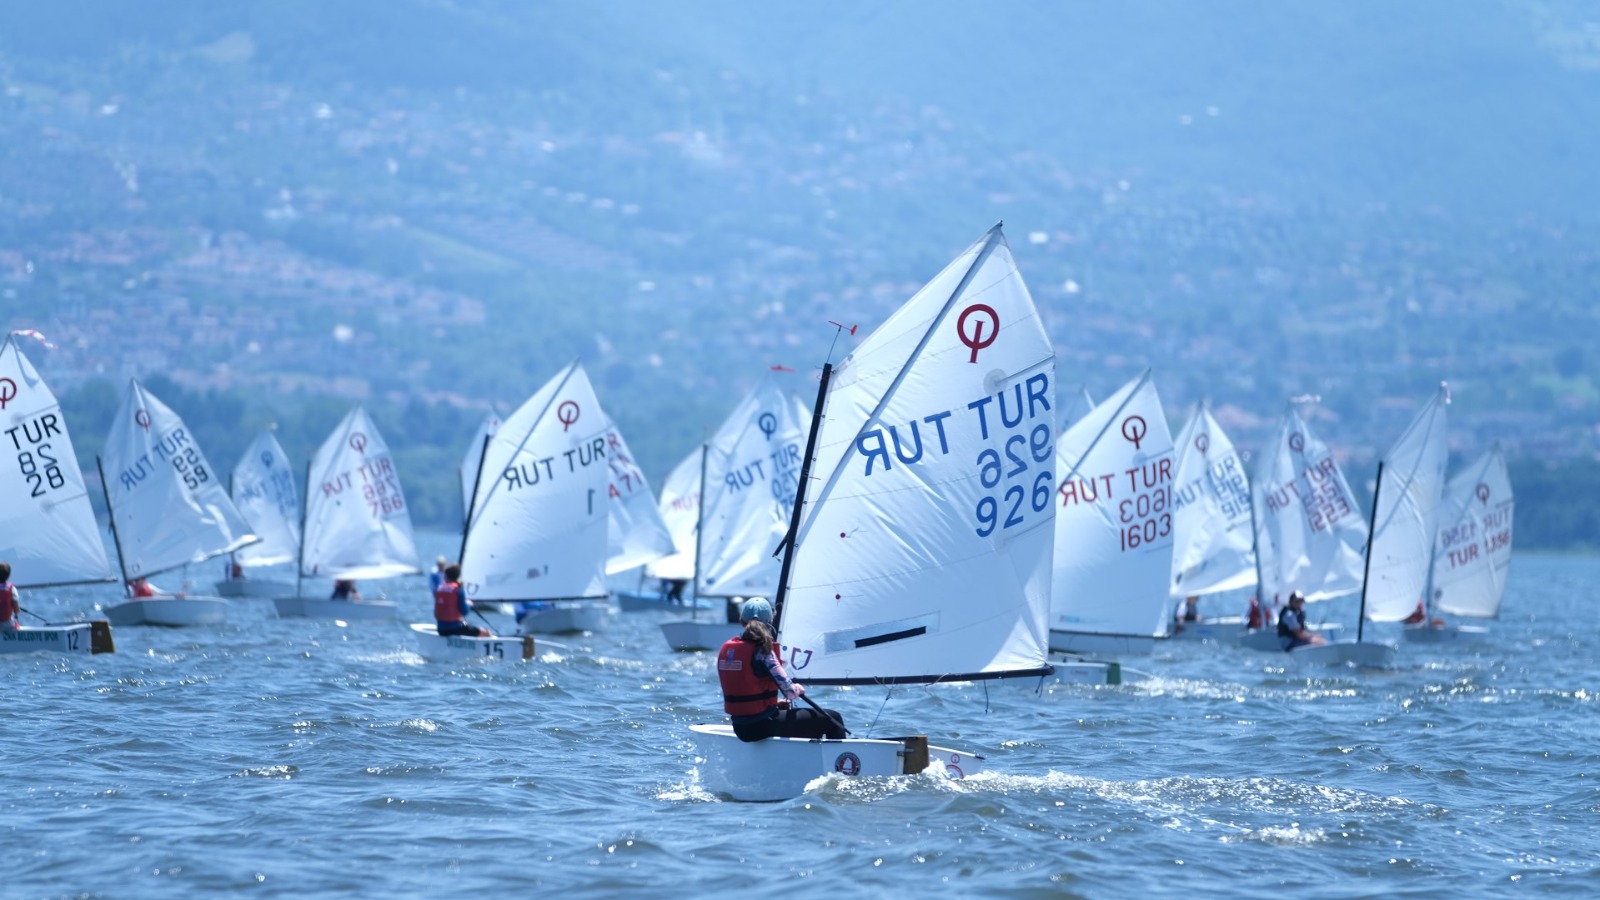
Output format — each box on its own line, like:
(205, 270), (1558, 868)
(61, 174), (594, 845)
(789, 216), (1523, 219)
(6, 542), (1596, 898)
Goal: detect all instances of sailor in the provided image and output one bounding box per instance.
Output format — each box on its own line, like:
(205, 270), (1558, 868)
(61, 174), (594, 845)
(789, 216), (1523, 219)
(128, 576), (182, 598)
(1276, 591), (1326, 651)
(716, 598), (847, 742)
(428, 556), (448, 592)
(434, 564), (490, 637)
(0, 562), (19, 631)
(330, 579), (362, 601)
(1246, 595), (1273, 630)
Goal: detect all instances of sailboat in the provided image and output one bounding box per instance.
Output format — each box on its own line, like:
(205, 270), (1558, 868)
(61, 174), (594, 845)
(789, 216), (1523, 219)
(616, 444), (702, 612)
(691, 224), (1055, 801)
(661, 372), (808, 651)
(273, 407), (414, 620)
(1406, 443), (1512, 642)
(214, 429), (300, 598)
(0, 335), (116, 655)
(457, 361), (613, 635)
(1347, 383), (1450, 649)
(98, 380), (257, 627)
(1247, 400), (1384, 663)
(1167, 401), (1257, 639)
(600, 413), (675, 578)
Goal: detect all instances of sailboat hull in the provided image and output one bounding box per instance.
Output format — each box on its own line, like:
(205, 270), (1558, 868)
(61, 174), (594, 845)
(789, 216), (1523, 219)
(1051, 660), (1153, 685)
(1238, 623), (1345, 652)
(1168, 616), (1246, 640)
(273, 596), (399, 621)
(104, 597), (227, 627)
(616, 590), (713, 613)
(515, 600), (610, 635)
(660, 620), (742, 652)
(1286, 640), (1397, 668)
(1402, 623), (1490, 644)
(0, 623), (112, 656)
(214, 579), (294, 599)
(1049, 630), (1160, 657)
(409, 623), (535, 662)
(689, 724), (983, 802)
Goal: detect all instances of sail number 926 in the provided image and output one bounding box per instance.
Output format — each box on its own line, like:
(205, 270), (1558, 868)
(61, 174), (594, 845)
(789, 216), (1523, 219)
(975, 423), (1053, 537)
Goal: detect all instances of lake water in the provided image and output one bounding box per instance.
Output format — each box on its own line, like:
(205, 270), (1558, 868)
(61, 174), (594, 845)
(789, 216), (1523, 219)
(6, 537), (1596, 898)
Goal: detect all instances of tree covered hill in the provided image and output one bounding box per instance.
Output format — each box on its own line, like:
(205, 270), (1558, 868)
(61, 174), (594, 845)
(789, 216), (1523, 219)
(2, 1), (1598, 546)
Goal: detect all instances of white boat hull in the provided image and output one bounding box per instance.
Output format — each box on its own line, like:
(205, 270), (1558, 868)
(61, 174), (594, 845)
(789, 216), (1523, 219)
(1049, 630), (1160, 657)
(1286, 639), (1397, 668)
(0, 622), (114, 656)
(661, 620), (742, 652)
(515, 601), (610, 635)
(689, 723), (983, 802)
(616, 590), (713, 613)
(1168, 616), (1245, 640)
(104, 596), (227, 627)
(409, 623), (536, 662)
(1051, 660), (1153, 685)
(213, 579), (294, 599)
(1402, 623), (1491, 644)
(273, 596), (399, 621)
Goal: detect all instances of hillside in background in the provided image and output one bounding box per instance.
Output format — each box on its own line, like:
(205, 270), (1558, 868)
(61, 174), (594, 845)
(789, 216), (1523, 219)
(1, 1), (1597, 543)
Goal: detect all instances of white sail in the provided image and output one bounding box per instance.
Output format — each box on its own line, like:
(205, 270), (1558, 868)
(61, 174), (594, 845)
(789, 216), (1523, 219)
(1170, 402), (1257, 597)
(301, 407), (420, 580)
(603, 414), (675, 575)
(1061, 385), (1095, 431)
(1050, 371), (1176, 640)
(101, 380), (256, 579)
(1363, 384), (1451, 622)
(1251, 405), (1367, 604)
(696, 373), (810, 599)
(643, 446), (702, 581)
(0, 337), (114, 586)
(776, 224), (1055, 683)
(460, 412), (501, 520)
(461, 361), (610, 601)
(1431, 444), (1513, 618)
(230, 430), (301, 568)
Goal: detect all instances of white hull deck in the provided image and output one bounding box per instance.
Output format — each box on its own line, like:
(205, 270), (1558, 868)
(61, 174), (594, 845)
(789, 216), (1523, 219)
(273, 596), (399, 621)
(661, 619), (742, 652)
(1051, 659), (1153, 685)
(213, 579), (294, 599)
(1402, 623), (1491, 644)
(409, 623), (536, 662)
(0, 622), (115, 655)
(515, 600), (610, 635)
(104, 596), (227, 627)
(1048, 630), (1160, 657)
(1286, 639), (1398, 669)
(689, 724), (983, 802)
(1168, 615), (1246, 640)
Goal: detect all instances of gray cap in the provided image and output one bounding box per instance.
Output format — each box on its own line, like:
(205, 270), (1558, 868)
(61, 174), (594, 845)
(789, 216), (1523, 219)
(739, 598), (773, 625)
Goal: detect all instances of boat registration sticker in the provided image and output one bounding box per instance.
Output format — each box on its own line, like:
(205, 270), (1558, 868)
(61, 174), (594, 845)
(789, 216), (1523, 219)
(834, 752), (861, 777)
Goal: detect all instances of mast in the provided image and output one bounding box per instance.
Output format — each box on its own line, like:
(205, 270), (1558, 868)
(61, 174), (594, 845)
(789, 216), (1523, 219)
(96, 456), (132, 590)
(1356, 460), (1384, 644)
(771, 362), (832, 633)
(295, 459), (311, 599)
(690, 442), (709, 623)
(458, 433), (492, 564)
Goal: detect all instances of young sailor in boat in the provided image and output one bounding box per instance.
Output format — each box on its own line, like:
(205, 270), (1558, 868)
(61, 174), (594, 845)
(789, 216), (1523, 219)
(434, 564), (491, 637)
(716, 598), (847, 742)
(1277, 592), (1327, 650)
(1172, 595), (1200, 632)
(331, 579), (362, 601)
(0, 563), (19, 631)
(1246, 595), (1273, 629)
(128, 576), (185, 598)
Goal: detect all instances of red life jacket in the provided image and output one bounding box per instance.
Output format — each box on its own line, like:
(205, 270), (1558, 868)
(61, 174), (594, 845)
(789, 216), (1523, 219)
(1247, 597), (1273, 629)
(717, 637), (778, 717)
(0, 582), (16, 625)
(130, 580), (156, 598)
(434, 582), (465, 623)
